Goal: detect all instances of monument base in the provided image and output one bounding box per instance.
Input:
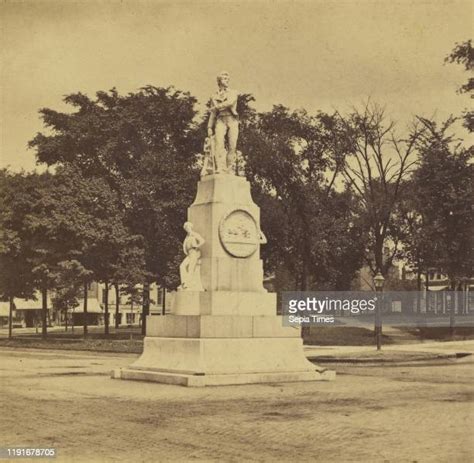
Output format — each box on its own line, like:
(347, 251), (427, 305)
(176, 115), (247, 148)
(112, 336), (335, 387)
(112, 367), (334, 387)
(112, 171), (336, 387)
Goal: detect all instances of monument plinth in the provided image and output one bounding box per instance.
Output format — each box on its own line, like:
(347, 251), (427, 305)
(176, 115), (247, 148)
(113, 174), (334, 386)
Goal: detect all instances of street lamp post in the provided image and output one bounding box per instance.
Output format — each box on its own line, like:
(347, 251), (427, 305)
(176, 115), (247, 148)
(374, 272), (385, 351)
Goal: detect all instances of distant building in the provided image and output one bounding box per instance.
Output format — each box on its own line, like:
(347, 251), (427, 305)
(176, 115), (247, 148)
(0, 301), (12, 327)
(60, 282), (173, 327)
(8, 282), (173, 328)
(0, 293), (54, 328)
(401, 265), (474, 314)
(14, 293), (52, 327)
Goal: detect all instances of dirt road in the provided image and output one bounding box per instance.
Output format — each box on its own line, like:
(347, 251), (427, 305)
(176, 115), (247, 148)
(0, 348), (473, 462)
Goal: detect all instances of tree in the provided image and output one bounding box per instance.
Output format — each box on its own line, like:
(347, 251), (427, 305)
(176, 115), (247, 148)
(338, 102), (424, 278)
(28, 86), (201, 308)
(20, 169), (87, 337)
(0, 171), (62, 338)
(42, 165), (146, 337)
(410, 117), (474, 328)
(389, 179), (440, 312)
(387, 115), (473, 315)
(91, 228), (147, 337)
(0, 170), (36, 338)
(238, 101), (365, 291)
(109, 245), (148, 329)
(51, 260), (88, 331)
(446, 40), (473, 131)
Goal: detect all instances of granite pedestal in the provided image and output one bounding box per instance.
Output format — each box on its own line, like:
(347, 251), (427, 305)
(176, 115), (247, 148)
(113, 174), (335, 386)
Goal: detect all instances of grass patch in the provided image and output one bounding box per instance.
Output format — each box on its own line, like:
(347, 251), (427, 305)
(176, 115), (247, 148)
(0, 329), (144, 354)
(303, 326), (394, 346)
(401, 326), (474, 341)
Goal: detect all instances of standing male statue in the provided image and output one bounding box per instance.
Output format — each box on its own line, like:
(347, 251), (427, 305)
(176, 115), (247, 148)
(207, 71), (239, 174)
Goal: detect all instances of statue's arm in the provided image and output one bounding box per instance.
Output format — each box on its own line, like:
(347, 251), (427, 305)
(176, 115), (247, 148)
(213, 91), (238, 111)
(183, 241), (188, 255)
(195, 233), (205, 248)
(208, 107), (216, 134)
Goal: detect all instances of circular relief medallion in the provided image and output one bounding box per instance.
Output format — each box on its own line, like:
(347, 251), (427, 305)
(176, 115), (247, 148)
(219, 209), (259, 258)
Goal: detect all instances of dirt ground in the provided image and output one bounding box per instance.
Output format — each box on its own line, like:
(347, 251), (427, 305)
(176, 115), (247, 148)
(0, 348), (473, 462)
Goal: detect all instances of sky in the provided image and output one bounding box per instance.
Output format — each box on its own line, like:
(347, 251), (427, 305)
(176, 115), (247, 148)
(1, 0), (472, 171)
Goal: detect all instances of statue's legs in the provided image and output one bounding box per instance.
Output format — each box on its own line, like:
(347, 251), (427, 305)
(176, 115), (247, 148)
(182, 250), (203, 291)
(187, 252), (198, 281)
(226, 118), (239, 172)
(214, 119), (228, 172)
(179, 256), (190, 288)
(215, 116), (239, 173)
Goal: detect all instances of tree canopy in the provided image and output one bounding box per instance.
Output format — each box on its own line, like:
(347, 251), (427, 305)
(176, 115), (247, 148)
(29, 86), (201, 289)
(446, 40), (473, 132)
(239, 102), (365, 290)
(409, 117), (474, 284)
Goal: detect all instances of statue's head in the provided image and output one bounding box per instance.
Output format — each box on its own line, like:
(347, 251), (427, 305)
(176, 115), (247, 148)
(183, 221), (193, 233)
(217, 71), (230, 89)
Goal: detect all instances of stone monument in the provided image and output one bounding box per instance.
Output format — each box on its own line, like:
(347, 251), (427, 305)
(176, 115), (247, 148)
(113, 72), (335, 386)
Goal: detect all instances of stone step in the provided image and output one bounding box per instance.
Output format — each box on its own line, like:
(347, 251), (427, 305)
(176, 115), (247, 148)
(147, 314), (300, 338)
